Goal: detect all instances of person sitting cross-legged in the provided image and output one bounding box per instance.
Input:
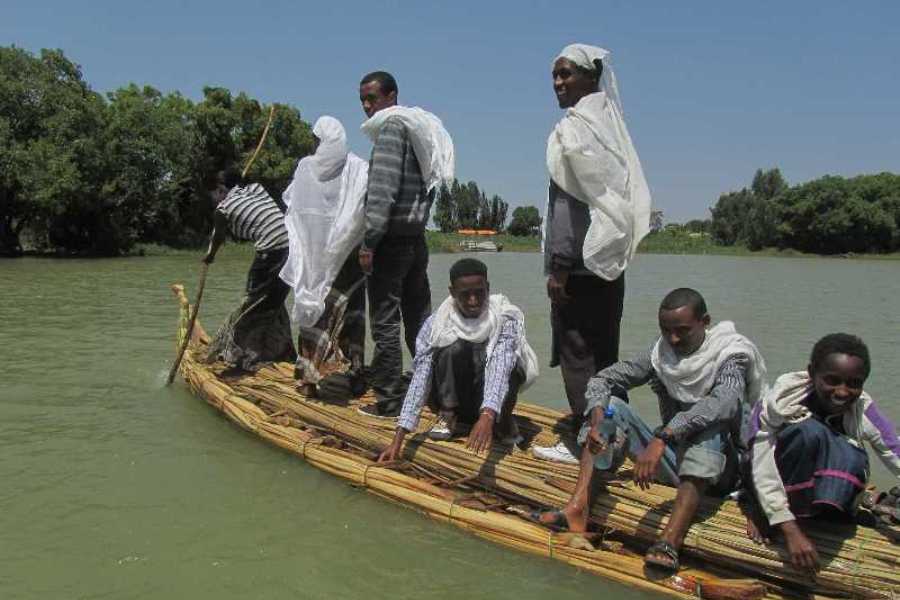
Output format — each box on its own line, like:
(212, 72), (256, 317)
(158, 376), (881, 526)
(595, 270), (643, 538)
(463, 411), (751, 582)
(377, 258), (539, 461)
(744, 333), (900, 572)
(535, 288), (766, 573)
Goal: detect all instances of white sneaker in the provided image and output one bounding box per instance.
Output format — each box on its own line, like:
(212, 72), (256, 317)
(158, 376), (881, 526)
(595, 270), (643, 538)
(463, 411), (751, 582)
(532, 441), (579, 464)
(428, 414), (456, 441)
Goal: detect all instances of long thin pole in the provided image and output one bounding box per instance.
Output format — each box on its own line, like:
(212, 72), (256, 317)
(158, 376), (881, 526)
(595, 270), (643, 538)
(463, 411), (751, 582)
(167, 262), (209, 384)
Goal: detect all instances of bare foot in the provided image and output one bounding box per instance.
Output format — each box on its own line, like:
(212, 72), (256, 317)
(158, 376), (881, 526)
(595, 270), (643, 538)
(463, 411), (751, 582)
(741, 498), (771, 544)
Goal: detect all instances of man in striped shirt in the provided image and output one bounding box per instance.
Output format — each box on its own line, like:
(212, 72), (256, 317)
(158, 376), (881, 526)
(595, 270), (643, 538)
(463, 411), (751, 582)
(203, 168), (295, 371)
(377, 259), (538, 461)
(357, 71), (435, 417)
(535, 288), (765, 574)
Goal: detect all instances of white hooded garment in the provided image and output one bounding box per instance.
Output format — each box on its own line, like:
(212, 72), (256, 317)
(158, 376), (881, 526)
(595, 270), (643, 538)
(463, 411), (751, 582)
(360, 105), (455, 193)
(545, 44), (652, 281)
(279, 116), (369, 327)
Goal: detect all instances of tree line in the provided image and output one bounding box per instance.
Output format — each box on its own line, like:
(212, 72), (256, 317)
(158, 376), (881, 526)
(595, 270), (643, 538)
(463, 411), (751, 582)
(1, 46), (320, 256)
(709, 168), (900, 254)
(1, 46), (552, 257)
(657, 168), (900, 255)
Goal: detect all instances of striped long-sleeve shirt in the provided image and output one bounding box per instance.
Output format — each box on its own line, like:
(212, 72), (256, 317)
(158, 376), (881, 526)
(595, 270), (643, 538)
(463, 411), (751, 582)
(397, 314), (520, 432)
(363, 118), (433, 250)
(217, 183), (289, 251)
(584, 345), (749, 441)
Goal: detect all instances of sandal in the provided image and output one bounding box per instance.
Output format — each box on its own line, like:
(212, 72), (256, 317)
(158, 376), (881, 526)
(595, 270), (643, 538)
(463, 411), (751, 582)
(645, 539), (680, 572)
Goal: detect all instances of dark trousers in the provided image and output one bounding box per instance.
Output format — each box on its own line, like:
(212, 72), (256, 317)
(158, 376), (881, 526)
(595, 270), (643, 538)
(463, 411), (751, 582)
(550, 273), (625, 420)
(367, 235), (432, 405)
(428, 338), (521, 437)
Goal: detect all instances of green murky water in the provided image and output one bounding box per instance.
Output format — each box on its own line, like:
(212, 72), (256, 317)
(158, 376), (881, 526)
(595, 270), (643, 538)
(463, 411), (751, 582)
(1, 249), (897, 598)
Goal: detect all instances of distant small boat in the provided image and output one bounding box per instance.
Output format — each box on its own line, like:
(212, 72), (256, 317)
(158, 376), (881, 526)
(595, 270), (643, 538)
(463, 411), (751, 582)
(456, 229), (503, 252)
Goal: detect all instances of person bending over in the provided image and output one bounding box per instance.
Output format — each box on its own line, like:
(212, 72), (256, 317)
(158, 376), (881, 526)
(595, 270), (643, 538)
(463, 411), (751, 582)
(378, 258), (538, 461)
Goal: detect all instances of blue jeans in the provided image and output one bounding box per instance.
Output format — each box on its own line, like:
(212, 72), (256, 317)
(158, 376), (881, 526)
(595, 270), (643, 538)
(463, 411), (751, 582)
(578, 397), (738, 489)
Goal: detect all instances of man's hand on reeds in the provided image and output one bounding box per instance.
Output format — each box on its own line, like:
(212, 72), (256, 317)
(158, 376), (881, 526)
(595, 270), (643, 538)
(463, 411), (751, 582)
(633, 438), (665, 489)
(378, 429), (406, 463)
(780, 520), (820, 572)
(467, 410), (495, 454)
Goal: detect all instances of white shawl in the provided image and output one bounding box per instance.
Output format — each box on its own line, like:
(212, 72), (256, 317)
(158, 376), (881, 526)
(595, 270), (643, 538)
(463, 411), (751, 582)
(279, 116), (369, 327)
(429, 294), (539, 390)
(545, 44), (652, 281)
(650, 321), (767, 407)
(360, 105), (455, 193)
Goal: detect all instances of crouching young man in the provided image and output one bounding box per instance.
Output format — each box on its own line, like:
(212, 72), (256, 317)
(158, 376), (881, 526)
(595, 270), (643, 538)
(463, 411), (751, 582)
(536, 288), (766, 572)
(377, 258), (538, 460)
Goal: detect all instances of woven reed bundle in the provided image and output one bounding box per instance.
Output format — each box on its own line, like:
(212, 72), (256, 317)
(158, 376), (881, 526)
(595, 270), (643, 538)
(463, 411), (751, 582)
(171, 285), (898, 600)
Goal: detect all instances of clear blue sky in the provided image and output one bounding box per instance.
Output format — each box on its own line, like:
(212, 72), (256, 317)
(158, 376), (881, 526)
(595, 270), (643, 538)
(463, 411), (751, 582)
(5, 1), (899, 221)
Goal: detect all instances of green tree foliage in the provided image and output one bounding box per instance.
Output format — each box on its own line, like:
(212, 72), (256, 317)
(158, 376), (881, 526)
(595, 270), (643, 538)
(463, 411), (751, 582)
(0, 46), (314, 255)
(507, 205), (542, 236)
(0, 46), (107, 255)
(433, 182), (455, 232)
(709, 168), (900, 254)
(433, 179), (508, 231)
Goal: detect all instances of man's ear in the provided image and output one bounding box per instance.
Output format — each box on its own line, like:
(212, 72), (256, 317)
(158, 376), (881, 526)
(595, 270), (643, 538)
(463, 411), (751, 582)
(388, 90), (398, 104)
(701, 313), (711, 327)
(448, 283), (454, 297)
(807, 363), (814, 379)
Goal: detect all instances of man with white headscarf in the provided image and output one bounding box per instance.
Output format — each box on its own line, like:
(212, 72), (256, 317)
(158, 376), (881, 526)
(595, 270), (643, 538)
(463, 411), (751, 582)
(280, 116), (369, 396)
(534, 288), (766, 574)
(534, 44), (653, 464)
(355, 70), (455, 419)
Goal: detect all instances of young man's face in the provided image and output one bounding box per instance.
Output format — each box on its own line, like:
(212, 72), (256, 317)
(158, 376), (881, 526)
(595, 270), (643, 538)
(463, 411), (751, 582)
(809, 352), (866, 416)
(449, 275), (489, 319)
(658, 305), (709, 356)
(207, 178), (228, 207)
(552, 57), (596, 109)
(359, 80), (397, 118)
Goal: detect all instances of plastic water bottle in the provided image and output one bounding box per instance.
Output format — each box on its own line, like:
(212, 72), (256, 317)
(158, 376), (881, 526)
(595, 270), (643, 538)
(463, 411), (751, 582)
(593, 407), (617, 470)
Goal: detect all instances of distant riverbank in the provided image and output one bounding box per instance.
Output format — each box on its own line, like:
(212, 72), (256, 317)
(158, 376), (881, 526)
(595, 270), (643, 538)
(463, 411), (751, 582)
(11, 230), (899, 261)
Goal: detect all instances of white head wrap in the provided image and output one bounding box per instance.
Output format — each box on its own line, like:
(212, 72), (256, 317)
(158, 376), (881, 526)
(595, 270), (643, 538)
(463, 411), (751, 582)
(361, 105), (455, 193)
(279, 116), (369, 326)
(545, 44), (652, 281)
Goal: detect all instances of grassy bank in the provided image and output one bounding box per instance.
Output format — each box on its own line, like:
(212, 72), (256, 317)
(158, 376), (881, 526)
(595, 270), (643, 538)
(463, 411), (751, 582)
(127, 232), (900, 260)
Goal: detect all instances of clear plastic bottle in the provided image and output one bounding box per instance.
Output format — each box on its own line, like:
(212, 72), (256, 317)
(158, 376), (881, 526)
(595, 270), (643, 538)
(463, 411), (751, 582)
(593, 407), (617, 470)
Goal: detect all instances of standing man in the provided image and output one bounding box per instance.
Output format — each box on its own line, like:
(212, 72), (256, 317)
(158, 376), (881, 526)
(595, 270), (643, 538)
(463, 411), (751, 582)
(356, 71), (455, 418)
(203, 168), (296, 372)
(533, 44), (652, 463)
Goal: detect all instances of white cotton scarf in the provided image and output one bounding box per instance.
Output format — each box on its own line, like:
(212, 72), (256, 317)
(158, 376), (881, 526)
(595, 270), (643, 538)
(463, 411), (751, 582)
(279, 116), (369, 327)
(545, 44), (652, 281)
(360, 105), (455, 193)
(429, 294), (539, 389)
(650, 321), (767, 407)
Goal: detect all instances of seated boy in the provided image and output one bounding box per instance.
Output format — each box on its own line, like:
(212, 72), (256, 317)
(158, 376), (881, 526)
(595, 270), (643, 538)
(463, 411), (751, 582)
(535, 288), (766, 573)
(376, 258), (538, 460)
(745, 333), (900, 571)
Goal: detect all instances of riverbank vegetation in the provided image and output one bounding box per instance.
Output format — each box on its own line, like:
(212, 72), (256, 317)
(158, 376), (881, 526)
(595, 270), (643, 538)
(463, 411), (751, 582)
(4, 46), (899, 260)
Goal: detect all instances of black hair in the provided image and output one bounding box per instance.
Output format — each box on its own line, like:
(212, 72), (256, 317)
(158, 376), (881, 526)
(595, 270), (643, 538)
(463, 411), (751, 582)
(659, 288), (708, 320)
(449, 258), (488, 283)
(810, 333), (871, 378)
(212, 166), (243, 190)
(360, 71), (398, 96)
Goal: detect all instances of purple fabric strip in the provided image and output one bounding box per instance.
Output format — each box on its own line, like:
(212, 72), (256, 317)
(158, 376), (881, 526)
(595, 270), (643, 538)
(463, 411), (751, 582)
(864, 401), (900, 458)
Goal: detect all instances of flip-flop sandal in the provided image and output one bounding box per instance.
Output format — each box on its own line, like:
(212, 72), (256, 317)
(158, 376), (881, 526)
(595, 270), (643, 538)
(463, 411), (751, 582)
(645, 540), (680, 573)
(527, 510), (571, 532)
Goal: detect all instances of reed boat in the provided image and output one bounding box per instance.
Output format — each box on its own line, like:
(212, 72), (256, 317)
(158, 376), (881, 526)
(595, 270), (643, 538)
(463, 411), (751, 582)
(171, 283), (898, 600)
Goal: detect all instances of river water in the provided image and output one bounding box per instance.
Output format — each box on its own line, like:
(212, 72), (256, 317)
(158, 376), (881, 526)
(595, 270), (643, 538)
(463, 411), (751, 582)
(1, 249), (898, 599)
